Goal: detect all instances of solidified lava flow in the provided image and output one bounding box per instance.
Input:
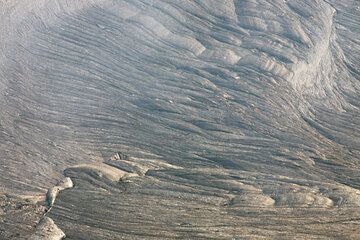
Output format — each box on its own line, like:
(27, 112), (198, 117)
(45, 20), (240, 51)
(0, 0), (359, 239)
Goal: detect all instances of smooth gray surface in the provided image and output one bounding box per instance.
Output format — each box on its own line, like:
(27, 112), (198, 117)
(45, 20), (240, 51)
(0, 0), (359, 239)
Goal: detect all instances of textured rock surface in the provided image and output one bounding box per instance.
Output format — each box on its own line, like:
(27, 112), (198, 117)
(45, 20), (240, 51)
(46, 177), (73, 207)
(0, 0), (359, 239)
(29, 217), (65, 240)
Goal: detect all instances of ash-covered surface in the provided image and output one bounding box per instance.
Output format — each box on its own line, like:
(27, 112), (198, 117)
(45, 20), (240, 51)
(0, 0), (359, 239)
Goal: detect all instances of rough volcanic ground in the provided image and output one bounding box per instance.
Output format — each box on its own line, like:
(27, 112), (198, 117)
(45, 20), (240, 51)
(0, 0), (359, 239)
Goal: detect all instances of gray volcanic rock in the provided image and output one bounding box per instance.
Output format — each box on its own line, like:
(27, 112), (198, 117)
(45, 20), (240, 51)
(0, 0), (359, 239)
(29, 217), (65, 240)
(46, 177), (73, 207)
